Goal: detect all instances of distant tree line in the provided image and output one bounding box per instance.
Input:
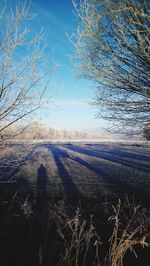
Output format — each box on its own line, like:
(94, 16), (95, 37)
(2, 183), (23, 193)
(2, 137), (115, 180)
(0, 123), (106, 140)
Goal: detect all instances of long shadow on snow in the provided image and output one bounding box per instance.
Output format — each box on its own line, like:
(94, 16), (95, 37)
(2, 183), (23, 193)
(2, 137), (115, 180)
(63, 148), (133, 192)
(84, 144), (150, 163)
(65, 145), (150, 174)
(49, 145), (82, 203)
(60, 146), (150, 202)
(50, 145), (135, 197)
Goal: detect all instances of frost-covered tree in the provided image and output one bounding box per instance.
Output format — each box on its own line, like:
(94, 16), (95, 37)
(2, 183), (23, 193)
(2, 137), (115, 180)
(73, 0), (150, 135)
(0, 1), (54, 139)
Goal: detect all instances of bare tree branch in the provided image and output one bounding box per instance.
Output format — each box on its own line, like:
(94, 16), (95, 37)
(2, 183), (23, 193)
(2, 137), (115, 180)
(0, 0), (55, 139)
(72, 0), (150, 136)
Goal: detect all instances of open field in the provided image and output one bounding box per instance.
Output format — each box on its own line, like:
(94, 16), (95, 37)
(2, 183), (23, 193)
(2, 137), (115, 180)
(1, 141), (150, 266)
(0, 141), (150, 204)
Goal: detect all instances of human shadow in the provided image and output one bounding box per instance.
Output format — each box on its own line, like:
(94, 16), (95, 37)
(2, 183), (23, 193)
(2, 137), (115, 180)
(50, 145), (82, 204)
(37, 164), (48, 201)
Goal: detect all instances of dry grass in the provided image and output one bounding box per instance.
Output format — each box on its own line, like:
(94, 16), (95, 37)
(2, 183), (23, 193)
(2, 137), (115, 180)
(50, 198), (150, 266)
(106, 198), (150, 266)
(53, 201), (101, 266)
(0, 195), (150, 266)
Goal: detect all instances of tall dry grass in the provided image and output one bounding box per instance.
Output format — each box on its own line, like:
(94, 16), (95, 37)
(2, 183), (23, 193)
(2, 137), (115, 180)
(51, 198), (150, 266)
(53, 201), (101, 266)
(106, 198), (150, 266)
(0, 195), (150, 266)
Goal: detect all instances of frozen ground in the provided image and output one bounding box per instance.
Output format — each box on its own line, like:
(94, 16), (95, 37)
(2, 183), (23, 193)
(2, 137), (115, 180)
(0, 142), (150, 203)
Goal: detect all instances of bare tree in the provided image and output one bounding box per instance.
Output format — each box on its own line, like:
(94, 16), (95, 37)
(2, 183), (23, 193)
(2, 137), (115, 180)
(0, 1), (55, 140)
(72, 0), (150, 136)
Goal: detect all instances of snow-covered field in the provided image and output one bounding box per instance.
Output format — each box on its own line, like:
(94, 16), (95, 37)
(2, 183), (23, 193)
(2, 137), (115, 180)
(0, 142), (150, 203)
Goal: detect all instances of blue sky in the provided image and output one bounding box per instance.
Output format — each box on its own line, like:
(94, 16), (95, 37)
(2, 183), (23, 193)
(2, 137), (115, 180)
(30, 0), (108, 133)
